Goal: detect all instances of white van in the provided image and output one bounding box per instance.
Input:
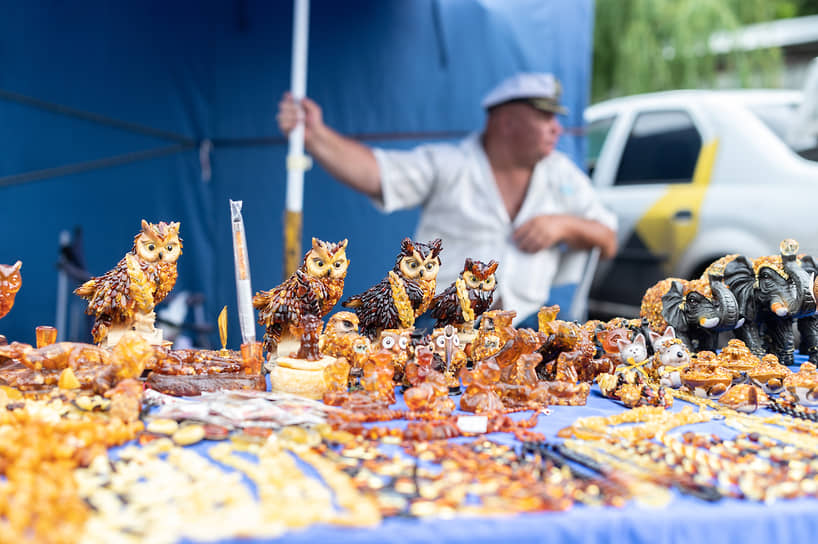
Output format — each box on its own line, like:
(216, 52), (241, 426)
(585, 85), (818, 318)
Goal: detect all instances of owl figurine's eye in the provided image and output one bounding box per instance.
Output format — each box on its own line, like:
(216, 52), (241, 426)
(334, 261), (342, 268)
(381, 336), (395, 349)
(398, 336), (409, 350)
(167, 245), (174, 252)
(314, 259), (325, 267)
(436, 335), (446, 348)
(147, 244), (156, 252)
(426, 263), (434, 270)
(482, 276), (496, 290)
(452, 335), (461, 347)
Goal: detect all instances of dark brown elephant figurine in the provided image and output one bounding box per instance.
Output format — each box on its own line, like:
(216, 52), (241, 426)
(640, 271), (741, 353)
(719, 240), (816, 365)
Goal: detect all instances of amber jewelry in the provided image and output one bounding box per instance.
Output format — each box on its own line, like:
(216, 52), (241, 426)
(557, 405), (714, 441)
(768, 397), (818, 422)
(560, 439), (672, 506)
(659, 431), (818, 502)
(722, 413), (818, 452)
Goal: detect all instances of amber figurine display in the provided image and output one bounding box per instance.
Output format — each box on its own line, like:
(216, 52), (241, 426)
(430, 258), (498, 330)
(343, 238), (442, 338)
(0, 260), (22, 320)
(254, 238), (349, 356)
(74, 220), (182, 346)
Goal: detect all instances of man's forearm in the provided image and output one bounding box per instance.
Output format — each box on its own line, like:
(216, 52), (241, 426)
(306, 125), (382, 199)
(561, 216), (618, 259)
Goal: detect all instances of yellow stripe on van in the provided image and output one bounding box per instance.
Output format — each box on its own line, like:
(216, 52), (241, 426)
(634, 139), (719, 274)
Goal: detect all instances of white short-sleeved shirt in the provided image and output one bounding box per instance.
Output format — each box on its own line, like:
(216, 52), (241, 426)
(371, 133), (617, 324)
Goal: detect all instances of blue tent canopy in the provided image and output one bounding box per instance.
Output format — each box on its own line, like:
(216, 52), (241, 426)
(0, 0), (593, 344)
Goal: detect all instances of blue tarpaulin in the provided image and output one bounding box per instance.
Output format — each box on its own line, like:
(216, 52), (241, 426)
(0, 0), (594, 345)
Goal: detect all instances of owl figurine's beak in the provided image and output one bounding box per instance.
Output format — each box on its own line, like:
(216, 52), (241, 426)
(158, 251), (164, 260)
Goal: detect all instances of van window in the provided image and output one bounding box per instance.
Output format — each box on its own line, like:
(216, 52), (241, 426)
(614, 110), (701, 185)
(585, 116), (616, 177)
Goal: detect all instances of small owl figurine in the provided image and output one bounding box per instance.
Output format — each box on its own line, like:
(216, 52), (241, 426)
(75, 220), (182, 344)
(430, 258), (498, 328)
(253, 238), (349, 354)
(375, 328), (413, 383)
(428, 324), (468, 389)
(343, 238), (442, 338)
(0, 261), (22, 320)
(320, 311), (372, 376)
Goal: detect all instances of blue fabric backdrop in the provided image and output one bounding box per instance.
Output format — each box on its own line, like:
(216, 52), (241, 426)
(0, 0), (594, 345)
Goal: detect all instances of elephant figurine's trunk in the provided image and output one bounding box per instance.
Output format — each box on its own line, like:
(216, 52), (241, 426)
(709, 273), (740, 331)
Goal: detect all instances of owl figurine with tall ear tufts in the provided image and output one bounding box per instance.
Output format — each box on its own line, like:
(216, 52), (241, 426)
(0, 260), (22, 321)
(343, 238), (443, 339)
(254, 238), (349, 356)
(75, 219), (182, 346)
(430, 258), (498, 329)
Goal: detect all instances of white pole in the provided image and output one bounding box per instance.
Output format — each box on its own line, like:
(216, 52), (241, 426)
(283, 0), (311, 278)
(286, 0), (310, 214)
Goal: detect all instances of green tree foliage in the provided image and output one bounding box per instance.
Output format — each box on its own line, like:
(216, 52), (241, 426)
(592, 0), (817, 101)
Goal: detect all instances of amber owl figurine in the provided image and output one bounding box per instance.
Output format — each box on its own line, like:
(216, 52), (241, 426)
(0, 261), (22, 320)
(254, 238), (349, 354)
(343, 238), (442, 338)
(430, 258), (498, 328)
(75, 220), (182, 344)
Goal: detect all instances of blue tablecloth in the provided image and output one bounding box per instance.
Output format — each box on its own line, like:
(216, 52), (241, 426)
(144, 353), (818, 544)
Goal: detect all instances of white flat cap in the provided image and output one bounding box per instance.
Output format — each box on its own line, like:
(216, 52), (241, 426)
(481, 72), (567, 114)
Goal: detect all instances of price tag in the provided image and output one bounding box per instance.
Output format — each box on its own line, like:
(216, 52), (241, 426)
(457, 415), (488, 434)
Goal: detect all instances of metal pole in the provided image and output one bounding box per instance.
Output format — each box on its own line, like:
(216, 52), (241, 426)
(283, 0), (311, 279)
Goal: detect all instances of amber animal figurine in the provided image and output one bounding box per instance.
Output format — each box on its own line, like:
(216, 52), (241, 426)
(427, 325), (468, 391)
(320, 311), (371, 385)
(747, 354), (790, 394)
(718, 383), (768, 413)
(254, 238), (349, 356)
(430, 258), (498, 329)
(342, 238), (442, 338)
(374, 328), (413, 384)
(469, 309), (517, 362)
(0, 332), (154, 394)
(459, 359), (505, 414)
(680, 357), (733, 399)
(403, 347), (455, 414)
(0, 261), (22, 320)
(651, 337), (690, 388)
(783, 362), (818, 407)
(75, 220), (181, 346)
(536, 305), (598, 382)
(715, 339), (761, 384)
(269, 315), (345, 399)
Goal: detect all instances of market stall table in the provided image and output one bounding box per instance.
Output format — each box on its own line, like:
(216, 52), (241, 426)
(122, 360), (818, 544)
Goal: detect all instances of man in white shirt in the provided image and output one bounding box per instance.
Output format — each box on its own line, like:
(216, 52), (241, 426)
(277, 73), (617, 325)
